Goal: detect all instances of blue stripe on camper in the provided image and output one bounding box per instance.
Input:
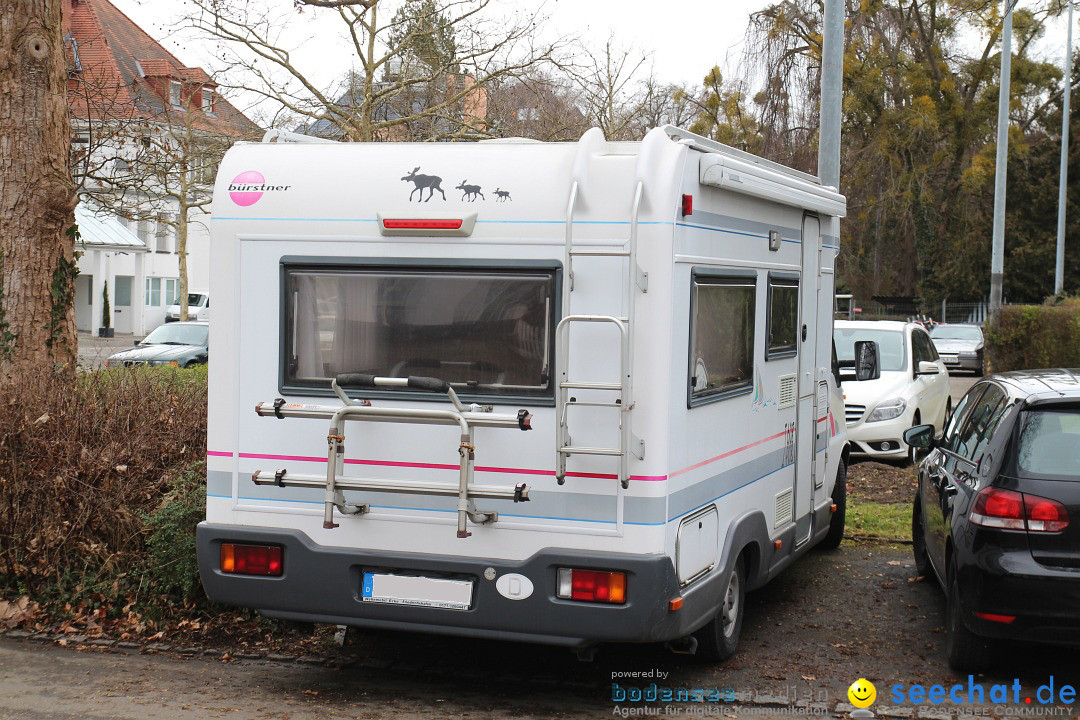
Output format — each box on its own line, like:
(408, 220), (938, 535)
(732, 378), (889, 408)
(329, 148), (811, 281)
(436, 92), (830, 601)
(210, 446), (799, 526)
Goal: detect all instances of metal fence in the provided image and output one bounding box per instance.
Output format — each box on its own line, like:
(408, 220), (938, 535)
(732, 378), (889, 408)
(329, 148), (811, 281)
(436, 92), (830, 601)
(835, 298), (990, 325)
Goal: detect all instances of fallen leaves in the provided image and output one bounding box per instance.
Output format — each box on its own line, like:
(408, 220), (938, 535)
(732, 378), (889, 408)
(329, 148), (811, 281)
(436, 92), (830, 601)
(0, 596), (40, 629)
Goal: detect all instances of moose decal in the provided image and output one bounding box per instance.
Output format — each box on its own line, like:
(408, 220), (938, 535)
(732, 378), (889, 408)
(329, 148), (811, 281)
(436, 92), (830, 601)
(401, 167), (446, 202)
(455, 180), (485, 202)
(493, 188), (512, 202)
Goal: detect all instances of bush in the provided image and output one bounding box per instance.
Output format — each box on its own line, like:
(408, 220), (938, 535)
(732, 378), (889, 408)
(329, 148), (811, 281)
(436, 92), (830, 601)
(0, 366), (206, 605)
(143, 462), (206, 599)
(985, 297), (1080, 372)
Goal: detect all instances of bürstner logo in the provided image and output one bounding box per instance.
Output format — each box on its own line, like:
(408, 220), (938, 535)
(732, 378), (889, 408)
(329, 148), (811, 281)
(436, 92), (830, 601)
(228, 170), (291, 206)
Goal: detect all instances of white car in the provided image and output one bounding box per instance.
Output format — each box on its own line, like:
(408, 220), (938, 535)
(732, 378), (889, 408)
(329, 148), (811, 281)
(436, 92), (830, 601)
(834, 320), (951, 462)
(165, 291), (209, 323)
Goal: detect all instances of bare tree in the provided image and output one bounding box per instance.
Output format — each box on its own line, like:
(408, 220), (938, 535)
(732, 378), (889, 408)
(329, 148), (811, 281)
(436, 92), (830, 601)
(561, 37), (654, 141)
(185, 0), (566, 142)
(0, 0), (78, 380)
(77, 97), (247, 321)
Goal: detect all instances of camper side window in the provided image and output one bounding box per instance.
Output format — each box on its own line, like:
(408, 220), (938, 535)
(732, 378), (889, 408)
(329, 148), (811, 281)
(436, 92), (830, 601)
(282, 263), (557, 402)
(766, 275), (799, 360)
(688, 271), (756, 406)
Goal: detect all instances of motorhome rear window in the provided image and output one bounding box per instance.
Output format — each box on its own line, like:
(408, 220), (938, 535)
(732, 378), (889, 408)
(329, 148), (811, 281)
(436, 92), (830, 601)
(283, 264), (556, 400)
(688, 271), (756, 405)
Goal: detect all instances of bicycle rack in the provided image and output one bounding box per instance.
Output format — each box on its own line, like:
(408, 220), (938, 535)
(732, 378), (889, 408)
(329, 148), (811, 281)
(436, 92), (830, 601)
(254, 374), (533, 538)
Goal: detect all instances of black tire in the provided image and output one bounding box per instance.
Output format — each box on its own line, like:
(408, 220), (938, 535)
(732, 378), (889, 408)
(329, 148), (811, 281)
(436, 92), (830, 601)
(945, 561), (994, 673)
(905, 411), (922, 466)
(912, 501), (932, 578)
(694, 556), (746, 663)
(819, 459), (847, 550)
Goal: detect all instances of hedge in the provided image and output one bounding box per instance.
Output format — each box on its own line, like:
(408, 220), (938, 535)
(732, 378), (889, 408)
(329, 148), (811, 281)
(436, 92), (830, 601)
(985, 298), (1080, 372)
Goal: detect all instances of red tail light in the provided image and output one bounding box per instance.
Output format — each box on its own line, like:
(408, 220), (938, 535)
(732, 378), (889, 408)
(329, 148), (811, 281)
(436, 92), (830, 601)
(220, 543), (283, 576)
(1025, 495), (1070, 532)
(382, 218), (463, 230)
(681, 194), (693, 217)
(970, 488), (1070, 533)
(556, 568), (626, 604)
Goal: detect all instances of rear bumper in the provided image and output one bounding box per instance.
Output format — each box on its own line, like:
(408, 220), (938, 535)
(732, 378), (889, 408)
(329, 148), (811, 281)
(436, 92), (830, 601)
(197, 523), (701, 648)
(957, 545), (1080, 645)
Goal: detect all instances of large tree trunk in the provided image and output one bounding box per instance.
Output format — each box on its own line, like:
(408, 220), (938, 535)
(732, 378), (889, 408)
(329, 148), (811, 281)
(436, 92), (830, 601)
(0, 0), (78, 381)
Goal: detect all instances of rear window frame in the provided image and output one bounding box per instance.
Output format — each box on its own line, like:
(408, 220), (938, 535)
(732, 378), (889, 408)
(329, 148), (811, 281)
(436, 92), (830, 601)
(278, 256), (562, 406)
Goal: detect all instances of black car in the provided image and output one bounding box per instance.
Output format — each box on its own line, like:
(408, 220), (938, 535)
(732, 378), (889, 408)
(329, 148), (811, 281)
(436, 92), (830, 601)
(905, 370), (1080, 672)
(105, 321), (209, 368)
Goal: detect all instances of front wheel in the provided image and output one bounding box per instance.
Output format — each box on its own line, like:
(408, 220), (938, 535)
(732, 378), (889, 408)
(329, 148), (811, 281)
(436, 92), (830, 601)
(694, 556), (746, 663)
(905, 411), (922, 466)
(819, 459), (847, 550)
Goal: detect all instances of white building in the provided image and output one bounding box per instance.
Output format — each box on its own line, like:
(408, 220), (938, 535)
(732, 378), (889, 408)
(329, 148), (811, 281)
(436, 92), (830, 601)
(64, 0), (258, 336)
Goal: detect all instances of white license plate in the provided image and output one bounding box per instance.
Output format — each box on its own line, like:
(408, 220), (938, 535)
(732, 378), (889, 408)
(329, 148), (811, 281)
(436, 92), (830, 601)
(943, 357), (959, 364)
(361, 572), (473, 610)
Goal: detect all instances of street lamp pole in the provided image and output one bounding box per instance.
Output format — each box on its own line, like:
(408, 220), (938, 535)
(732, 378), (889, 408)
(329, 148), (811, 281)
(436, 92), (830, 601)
(990, 3), (1013, 319)
(1056, 1), (1074, 296)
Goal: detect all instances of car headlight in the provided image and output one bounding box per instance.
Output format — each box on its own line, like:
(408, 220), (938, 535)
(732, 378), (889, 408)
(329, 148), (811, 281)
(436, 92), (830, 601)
(865, 397), (907, 423)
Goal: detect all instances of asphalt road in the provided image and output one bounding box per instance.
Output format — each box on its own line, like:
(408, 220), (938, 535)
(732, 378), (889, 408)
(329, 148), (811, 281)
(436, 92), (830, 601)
(947, 372), (980, 405)
(1, 542), (1076, 719)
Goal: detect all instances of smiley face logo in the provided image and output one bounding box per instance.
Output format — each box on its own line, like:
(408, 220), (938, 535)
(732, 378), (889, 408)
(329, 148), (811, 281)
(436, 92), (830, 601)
(847, 678), (877, 709)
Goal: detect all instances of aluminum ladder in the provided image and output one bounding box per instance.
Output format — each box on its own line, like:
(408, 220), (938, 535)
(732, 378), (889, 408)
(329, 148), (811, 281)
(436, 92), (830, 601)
(555, 176), (646, 489)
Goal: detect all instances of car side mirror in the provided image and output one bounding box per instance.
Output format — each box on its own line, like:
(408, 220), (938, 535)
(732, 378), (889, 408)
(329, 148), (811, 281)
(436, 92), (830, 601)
(916, 360), (939, 376)
(133, 340), (140, 346)
(854, 340), (880, 381)
(903, 424), (936, 450)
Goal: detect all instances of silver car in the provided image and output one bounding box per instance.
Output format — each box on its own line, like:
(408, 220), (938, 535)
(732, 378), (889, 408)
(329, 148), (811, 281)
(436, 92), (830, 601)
(929, 323), (984, 375)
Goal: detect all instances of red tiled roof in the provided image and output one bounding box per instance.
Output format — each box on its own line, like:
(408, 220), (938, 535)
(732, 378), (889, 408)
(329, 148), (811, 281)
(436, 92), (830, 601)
(137, 58), (172, 77)
(64, 0), (258, 137)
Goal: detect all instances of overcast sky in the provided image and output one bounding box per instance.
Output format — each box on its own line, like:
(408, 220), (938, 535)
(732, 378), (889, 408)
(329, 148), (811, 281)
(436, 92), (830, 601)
(111, 0), (1076, 119)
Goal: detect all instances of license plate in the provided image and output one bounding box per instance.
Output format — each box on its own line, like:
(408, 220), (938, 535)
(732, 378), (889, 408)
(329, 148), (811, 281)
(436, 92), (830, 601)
(361, 572), (473, 610)
(943, 357), (959, 364)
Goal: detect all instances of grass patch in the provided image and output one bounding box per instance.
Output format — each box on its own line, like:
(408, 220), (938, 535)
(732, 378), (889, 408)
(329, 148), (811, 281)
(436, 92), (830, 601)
(846, 498), (912, 541)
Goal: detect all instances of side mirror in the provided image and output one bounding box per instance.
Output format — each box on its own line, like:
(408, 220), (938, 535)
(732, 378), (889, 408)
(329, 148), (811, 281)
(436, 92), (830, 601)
(854, 340), (880, 381)
(133, 340), (140, 346)
(916, 360), (940, 376)
(903, 424), (936, 450)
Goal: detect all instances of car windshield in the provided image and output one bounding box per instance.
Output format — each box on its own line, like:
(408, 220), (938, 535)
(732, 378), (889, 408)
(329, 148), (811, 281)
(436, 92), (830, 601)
(833, 327), (907, 372)
(930, 326), (982, 342)
(142, 324), (207, 347)
(172, 293), (206, 307)
(1016, 408), (1080, 478)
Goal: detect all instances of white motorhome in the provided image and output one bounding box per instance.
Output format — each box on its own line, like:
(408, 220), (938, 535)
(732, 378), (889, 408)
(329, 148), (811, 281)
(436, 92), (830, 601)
(197, 126), (850, 660)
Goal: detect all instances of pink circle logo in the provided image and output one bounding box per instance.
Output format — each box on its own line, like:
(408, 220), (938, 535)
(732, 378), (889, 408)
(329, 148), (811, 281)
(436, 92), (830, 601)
(229, 170), (265, 206)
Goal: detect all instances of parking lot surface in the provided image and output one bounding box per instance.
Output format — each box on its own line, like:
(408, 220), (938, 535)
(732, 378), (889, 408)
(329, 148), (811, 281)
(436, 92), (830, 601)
(2, 542), (1076, 719)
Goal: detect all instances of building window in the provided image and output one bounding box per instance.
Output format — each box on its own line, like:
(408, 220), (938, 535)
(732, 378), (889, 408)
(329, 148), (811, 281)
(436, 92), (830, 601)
(154, 216), (170, 253)
(202, 87), (214, 114)
(165, 279), (178, 306)
(136, 219), (150, 245)
(688, 270), (756, 406)
(145, 277), (162, 307)
(169, 80), (182, 108)
(766, 275), (799, 360)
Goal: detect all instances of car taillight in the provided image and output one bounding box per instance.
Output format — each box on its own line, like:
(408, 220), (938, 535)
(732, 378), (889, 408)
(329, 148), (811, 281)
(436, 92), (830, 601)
(970, 488), (1070, 533)
(1025, 495), (1070, 532)
(220, 543), (283, 576)
(556, 568), (626, 604)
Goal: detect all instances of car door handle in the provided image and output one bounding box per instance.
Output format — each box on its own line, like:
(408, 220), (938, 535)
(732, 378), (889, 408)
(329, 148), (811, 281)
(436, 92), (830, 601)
(943, 484), (958, 497)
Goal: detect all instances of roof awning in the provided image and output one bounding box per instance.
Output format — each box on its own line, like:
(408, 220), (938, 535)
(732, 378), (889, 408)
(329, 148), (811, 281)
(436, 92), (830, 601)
(74, 203), (147, 252)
